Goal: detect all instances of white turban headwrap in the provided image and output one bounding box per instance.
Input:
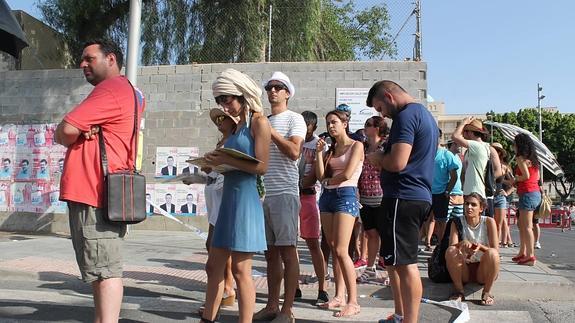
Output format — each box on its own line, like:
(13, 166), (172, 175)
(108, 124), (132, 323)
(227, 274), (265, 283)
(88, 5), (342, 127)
(212, 69), (263, 113)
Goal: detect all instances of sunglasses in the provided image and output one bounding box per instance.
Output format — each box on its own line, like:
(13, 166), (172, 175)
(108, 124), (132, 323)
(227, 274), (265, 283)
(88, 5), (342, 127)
(215, 115), (226, 125)
(215, 95), (235, 105)
(264, 83), (288, 92)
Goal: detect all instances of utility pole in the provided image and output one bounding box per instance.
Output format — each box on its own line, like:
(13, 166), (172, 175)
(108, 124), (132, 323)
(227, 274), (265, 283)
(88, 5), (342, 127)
(268, 4), (272, 62)
(413, 0), (422, 61)
(537, 83), (545, 184)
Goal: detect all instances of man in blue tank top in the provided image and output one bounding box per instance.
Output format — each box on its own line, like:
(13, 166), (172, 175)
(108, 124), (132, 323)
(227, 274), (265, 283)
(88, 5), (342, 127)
(366, 80), (438, 323)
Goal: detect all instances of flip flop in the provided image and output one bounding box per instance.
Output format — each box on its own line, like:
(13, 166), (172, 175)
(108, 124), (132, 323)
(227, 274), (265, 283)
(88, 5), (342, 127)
(481, 292), (495, 306)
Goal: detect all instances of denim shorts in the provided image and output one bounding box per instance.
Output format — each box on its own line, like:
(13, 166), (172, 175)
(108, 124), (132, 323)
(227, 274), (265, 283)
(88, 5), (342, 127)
(318, 187), (360, 217)
(518, 191), (541, 211)
(493, 194), (507, 209)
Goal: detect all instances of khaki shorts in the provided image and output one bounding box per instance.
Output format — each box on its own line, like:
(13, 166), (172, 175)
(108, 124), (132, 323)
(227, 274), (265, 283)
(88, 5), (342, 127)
(263, 194), (300, 246)
(68, 202), (127, 283)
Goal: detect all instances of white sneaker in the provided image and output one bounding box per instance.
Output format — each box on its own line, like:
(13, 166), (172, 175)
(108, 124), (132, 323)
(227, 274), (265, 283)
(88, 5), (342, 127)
(535, 241), (542, 249)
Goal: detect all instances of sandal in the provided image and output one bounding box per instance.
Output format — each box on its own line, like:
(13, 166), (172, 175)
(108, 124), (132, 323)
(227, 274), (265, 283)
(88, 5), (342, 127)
(449, 290), (465, 302)
(318, 296), (345, 309)
(481, 292), (495, 306)
(334, 303), (361, 317)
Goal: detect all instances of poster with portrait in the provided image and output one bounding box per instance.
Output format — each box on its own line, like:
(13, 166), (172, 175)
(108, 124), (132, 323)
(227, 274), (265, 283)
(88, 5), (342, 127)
(0, 146), (15, 181)
(10, 182), (34, 212)
(0, 123), (68, 214)
(153, 183), (178, 215)
(13, 152), (34, 181)
(336, 88), (379, 132)
(46, 184), (67, 214)
(31, 123), (57, 148)
(0, 182), (10, 211)
(155, 147), (179, 178)
(32, 149), (51, 181)
(15, 125), (34, 148)
(145, 183), (156, 215)
(0, 124), (17, 147)
(176, 147), (200, 176)
(175, 183), (204, 216)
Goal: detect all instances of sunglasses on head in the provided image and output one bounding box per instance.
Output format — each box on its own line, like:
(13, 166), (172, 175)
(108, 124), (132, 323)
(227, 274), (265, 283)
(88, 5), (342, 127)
(215, 115), (227, 125)
(264, 83), (288, 92)
(215, 95), (234, 105)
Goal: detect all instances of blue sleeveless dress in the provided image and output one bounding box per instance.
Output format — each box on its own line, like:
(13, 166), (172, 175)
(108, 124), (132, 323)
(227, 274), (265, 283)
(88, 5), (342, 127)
(211, 124), (267, 252)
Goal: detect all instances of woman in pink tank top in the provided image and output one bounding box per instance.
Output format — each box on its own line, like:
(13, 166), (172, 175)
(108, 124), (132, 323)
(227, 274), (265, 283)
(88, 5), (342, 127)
(512, 133), (541, 266)
(315, 110), (364, 317)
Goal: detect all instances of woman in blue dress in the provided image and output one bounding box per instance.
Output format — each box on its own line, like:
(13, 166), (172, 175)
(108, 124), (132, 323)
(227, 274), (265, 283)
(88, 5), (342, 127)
(201, 69), (271, 323)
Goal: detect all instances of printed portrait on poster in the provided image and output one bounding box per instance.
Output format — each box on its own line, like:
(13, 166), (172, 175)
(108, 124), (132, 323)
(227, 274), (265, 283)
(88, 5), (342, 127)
(33, 149), (51, 181)
(14, 154), (33, 180)
(155, 147), (179, 178)
(176, 184), (198, 215)
(154, 183), (178, 215)
(0, 146), (15, 181)
(145, 183), (155, 215)
(177, 147), (200, 176)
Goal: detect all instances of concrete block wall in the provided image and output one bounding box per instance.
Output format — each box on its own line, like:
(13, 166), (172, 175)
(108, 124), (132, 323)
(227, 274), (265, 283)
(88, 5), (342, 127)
(0, 60), (427, 232)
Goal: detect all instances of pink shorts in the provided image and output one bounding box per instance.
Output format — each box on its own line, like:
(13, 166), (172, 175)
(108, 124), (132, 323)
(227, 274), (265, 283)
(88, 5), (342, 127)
(299, 194), (321, 239)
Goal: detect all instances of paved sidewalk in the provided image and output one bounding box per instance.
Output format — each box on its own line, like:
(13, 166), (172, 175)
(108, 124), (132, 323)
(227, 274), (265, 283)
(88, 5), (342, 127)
(0, 230), (573, 322)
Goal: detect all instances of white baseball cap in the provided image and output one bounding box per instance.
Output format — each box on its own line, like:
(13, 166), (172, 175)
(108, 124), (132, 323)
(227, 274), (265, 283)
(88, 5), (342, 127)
(265, 71), (295, 98)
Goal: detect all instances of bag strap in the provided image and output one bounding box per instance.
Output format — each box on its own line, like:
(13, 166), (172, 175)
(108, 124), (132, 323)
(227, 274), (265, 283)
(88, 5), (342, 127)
(472, 143), (491, 186)
(98, 79), (139, 177)
(453, 216), (464, 241)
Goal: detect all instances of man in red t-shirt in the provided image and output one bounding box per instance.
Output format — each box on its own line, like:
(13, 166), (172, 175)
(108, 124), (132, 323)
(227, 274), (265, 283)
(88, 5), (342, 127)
(55, 39), (143, 323)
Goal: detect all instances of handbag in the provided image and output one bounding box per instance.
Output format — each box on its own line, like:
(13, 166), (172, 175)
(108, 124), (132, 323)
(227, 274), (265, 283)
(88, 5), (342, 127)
(428, 216), (463, 283)
(534, 193), (552, 219)
(98, 82), (146, 224)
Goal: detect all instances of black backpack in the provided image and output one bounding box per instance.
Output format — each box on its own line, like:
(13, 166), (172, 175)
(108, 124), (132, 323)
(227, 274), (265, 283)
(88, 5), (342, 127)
(473, 144), (496, 197)
(427, 217), (464, 283)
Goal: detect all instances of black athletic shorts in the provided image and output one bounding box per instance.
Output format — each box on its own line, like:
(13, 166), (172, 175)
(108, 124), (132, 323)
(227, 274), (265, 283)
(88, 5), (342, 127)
(360, 205), (381, 231)
(431, 193), (449, 222)
(378, 198), (431, 266)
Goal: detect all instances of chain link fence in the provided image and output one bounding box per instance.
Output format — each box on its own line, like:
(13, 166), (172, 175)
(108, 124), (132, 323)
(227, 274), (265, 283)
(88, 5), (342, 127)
(32, 0), (421, 67)
(136, 0), (420, 65)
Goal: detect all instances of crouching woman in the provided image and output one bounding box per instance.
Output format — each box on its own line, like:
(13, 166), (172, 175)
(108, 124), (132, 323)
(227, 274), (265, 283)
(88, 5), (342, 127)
(445, 192), (499, 305)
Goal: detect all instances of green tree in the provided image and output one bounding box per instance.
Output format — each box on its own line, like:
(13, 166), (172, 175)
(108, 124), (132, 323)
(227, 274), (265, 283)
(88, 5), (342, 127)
(37, 0), (396, 65)
(489, 109), (575, 201)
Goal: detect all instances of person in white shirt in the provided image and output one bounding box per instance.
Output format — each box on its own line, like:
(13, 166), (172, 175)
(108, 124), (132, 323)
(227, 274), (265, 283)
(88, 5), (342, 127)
(254, 72), (306, 323)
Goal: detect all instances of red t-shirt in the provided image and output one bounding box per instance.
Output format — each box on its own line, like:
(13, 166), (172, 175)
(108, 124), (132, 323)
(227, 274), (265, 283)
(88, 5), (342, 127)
(60, 76), (144, 208)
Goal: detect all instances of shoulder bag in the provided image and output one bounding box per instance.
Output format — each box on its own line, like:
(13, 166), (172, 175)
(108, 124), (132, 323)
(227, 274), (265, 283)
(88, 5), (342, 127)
(427, 216), (464, 283)
(98, 81), (146, 224)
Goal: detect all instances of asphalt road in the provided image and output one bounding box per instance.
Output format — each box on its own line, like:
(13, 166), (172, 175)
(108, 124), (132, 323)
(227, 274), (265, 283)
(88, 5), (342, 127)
(511, 226), (575, 283)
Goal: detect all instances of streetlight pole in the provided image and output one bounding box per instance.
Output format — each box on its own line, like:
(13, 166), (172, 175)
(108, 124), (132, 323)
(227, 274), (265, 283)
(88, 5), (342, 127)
(537, 84), (545, 184)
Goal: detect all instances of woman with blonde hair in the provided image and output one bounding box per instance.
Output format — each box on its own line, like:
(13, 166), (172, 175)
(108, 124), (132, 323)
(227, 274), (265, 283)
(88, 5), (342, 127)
(200, 69), (271, 323)
(315, 109), (364, 317)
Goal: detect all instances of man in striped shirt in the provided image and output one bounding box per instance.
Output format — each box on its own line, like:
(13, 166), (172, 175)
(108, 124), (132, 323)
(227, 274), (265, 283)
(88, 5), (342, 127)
(254, 72), (306, 323)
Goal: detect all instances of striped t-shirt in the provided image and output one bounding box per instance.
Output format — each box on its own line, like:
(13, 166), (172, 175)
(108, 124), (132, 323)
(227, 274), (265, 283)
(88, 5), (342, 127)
(266, 110), (307, 196)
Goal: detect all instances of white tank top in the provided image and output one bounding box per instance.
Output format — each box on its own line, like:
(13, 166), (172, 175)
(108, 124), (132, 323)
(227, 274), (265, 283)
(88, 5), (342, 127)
(461, 215), (489, 263)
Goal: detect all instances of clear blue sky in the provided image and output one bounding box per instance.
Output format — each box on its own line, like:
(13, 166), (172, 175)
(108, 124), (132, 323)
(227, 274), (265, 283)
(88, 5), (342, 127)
(7, 0), (574, 114)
